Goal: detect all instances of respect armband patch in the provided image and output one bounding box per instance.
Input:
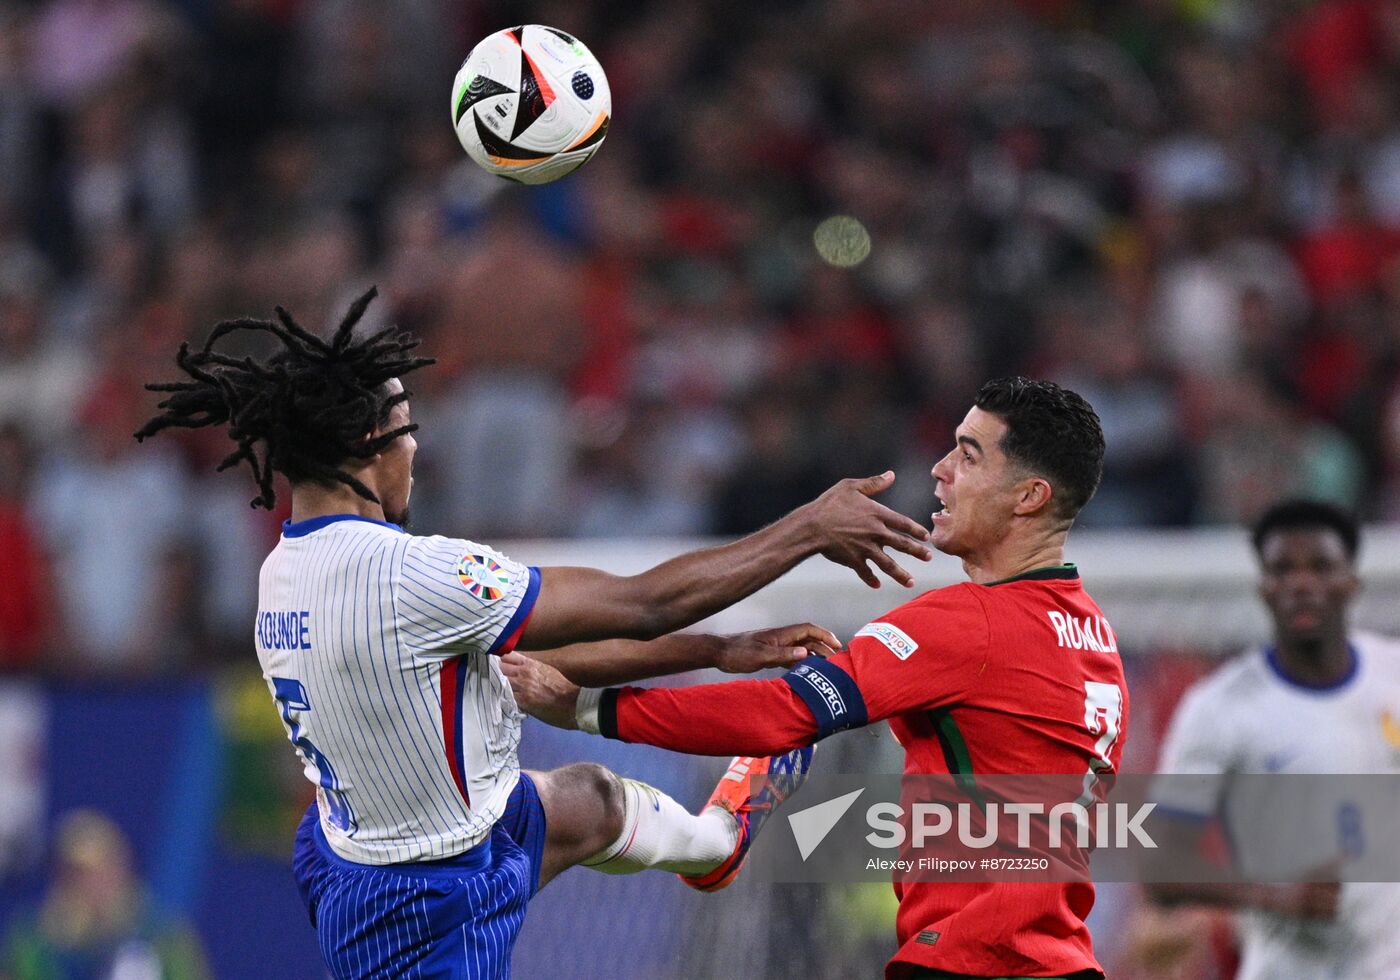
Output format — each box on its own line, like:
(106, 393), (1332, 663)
(781, 657), (868, 740)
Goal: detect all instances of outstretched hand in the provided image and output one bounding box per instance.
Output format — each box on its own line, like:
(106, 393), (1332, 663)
(802, 472), (933, 588)
(500, 652), (580, 729)
(714, 623), (841, 673)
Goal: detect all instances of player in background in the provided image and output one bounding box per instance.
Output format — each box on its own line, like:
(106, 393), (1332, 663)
(508, 377), (1126, 980)
(1144, 500), (1400, 980)
(134, 289), (933, 979)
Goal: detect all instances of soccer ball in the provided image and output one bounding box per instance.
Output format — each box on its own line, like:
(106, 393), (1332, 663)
(451, 25), (611, 185)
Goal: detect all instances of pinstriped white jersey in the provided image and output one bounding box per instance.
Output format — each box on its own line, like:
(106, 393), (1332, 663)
(1156, 632), (1400, 980)
(255, 513), (540, 865)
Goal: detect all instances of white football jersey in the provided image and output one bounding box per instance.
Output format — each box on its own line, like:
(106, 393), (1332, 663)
(1156, 631), (1400, 980)
(255, 514), (539, 865)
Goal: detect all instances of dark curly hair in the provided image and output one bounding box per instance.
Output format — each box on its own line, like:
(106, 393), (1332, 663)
(135, 287), (434, 509)
(974, 377), (1106, 520)
(1251, 499), (1359, 562)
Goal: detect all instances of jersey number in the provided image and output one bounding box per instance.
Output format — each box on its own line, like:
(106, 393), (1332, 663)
(1076, 681), (1124, 806)
(271, 677), (358, 835)
(1337, 800), (1365, 858)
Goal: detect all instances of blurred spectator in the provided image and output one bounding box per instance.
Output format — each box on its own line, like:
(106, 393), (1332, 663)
(1046, 299), (1195, 526)
(1, 809), (210, 980)
(0, 252), (92, 442)
(4, 0), (1400, 667)
(813, 371), (907, 486)
(425, 367), (574, 537)
(0, 683), (45, 881)
(196, 0), (295, 193)
(713, 390), (826, 535)
(42, 32), (196, 266)
(30, 379), (190, 672)
(0, 12), (40, 220)
(28, 0), (187, 111)
(1150, 207), (1308, 378)
(185, 463), (271, 663)
(1195, 373), (1364, 523)
(1375, 375), (1400, 518)
(419, 212), (582, 537)
(0, 425), (47, 672)
(1296, 169), (1400, 305)
(570, 401), (712, 538)
(47, 227), (152, 345)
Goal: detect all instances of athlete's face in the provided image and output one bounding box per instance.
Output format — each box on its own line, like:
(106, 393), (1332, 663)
(374, 379), (416, 526)
(1258, 528), (1358, 646)
(929, 407), (1030, 559)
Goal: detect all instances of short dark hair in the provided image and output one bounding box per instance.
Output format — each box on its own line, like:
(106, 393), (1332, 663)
(1251, 499), (1360, 562)
(135, 288), (434, 509)
(973, 377), (1105, 520)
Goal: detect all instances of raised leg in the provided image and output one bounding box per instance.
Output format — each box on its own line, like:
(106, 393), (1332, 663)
(522, 763), (738, 890)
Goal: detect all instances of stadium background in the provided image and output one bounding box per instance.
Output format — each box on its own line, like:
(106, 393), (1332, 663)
(2, 0), (1400, 976)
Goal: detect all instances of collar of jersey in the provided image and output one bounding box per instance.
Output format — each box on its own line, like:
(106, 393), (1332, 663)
(282, 514), (406, 538)
(984, 563), (1079, 587)
(1264, 642), (1359, 693)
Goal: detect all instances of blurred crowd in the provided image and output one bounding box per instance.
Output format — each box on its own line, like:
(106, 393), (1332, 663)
(2, 810), (209, 980)
(3, 0), (1400, 673)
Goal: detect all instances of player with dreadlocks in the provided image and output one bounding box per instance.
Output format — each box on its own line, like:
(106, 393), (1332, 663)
(138, 287), (933, 978)
(136, 288), (430, 511)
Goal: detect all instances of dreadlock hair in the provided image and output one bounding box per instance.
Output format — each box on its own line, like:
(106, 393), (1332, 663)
(135, 287), (435, 510)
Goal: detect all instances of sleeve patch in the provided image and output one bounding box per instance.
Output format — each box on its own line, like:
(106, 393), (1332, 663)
(782, 656), (868, 740)
(854, 621), (918, 660)
(455, 552), (513, 602)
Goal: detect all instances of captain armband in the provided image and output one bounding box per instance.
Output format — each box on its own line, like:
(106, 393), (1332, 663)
(780, 656), (868, 740)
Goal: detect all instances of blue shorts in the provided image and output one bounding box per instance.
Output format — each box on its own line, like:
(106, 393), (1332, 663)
(292, 773), (549, 979)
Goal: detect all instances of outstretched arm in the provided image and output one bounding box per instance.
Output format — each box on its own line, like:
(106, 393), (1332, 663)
(525, 624), (840, 687)
(505, 594), (982, 756)
(503, 648), (918, 757)
(515, 473), (931, 650)
(502, 651), (821, 756)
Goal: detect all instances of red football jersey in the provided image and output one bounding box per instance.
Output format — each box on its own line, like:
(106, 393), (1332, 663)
(600, 565), (1128, 979)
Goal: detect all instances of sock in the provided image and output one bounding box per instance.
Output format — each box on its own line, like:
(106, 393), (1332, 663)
(583, 778), (739, 876)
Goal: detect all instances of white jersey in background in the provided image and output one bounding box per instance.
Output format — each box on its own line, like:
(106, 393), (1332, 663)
(1156, 631), (1400, 980)
(254, 514), (540, 865)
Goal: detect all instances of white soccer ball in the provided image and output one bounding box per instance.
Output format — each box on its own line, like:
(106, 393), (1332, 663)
(451, 25), (611, 185)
